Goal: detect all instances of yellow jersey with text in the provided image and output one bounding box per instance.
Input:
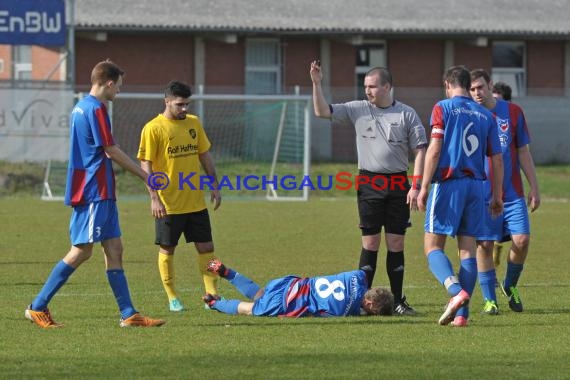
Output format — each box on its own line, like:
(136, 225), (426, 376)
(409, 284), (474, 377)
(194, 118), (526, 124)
(138, 113), (211, 214)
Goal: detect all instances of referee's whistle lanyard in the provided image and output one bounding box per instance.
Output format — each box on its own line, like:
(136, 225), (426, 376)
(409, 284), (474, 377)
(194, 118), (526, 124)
(368, 102), (391, 141)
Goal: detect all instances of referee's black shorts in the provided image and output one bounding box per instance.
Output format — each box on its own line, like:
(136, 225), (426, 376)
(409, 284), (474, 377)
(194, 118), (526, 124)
(356, 170), (411, 236)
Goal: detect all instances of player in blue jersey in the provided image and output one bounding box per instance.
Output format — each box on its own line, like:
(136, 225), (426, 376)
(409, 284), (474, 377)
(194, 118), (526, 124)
(417, 66), (504, 327)
(470, 82), (513, 280)
(470, 69), (540, 314)
(489, 81), (513, 269)
(202, 260), (394, 317)
(25, 60), (165, 328)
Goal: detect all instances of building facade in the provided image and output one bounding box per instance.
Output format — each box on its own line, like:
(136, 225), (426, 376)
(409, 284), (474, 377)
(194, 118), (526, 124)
(2, 0), (570, 163)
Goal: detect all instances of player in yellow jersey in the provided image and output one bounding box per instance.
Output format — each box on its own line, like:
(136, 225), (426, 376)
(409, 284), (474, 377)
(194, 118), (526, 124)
(138, 81), (222, 312)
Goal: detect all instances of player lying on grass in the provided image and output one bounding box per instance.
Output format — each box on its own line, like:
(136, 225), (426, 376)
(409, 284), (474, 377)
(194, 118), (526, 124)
(203, 260), (394, 317)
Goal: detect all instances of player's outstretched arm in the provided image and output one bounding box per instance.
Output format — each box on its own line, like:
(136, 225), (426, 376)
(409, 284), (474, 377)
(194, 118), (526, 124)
(489, 153), (504, 218)
(104, 145), (157, 197)
(418, 140), (441, 212)
(518, 145), (541, 212)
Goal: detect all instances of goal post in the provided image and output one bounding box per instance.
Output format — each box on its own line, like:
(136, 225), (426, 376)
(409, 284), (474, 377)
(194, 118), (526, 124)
(265, 95), (311, 201)
(115, 92), (312, 201)
(42, 92), (312, 201)
(41, 159), (68, 201)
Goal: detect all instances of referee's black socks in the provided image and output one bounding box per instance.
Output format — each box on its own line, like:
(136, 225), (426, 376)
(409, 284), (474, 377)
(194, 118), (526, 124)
(359, 248), (378, 288)
(386, 250), (405, 304)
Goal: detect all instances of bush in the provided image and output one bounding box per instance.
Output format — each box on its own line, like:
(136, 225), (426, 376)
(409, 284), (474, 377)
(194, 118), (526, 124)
(0, 161), (44, 196)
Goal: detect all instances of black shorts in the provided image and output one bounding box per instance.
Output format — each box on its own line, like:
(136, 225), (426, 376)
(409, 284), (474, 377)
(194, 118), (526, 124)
(155, 209), (213, 246)
(357, 170), (411, 236)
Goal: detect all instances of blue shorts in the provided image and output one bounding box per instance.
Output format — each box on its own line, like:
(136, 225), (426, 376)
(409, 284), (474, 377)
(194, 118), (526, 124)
(424, 178), (485, 238)
(69, 200), (121, 245)
(252, 276), (297, 316)
(477, 197), (530, 240)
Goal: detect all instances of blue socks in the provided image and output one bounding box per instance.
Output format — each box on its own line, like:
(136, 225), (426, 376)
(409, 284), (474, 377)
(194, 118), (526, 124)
(106, 269), (137, 319)
(478, 269), (497, 302)
(504, 262), (524, 289)
(32, 261), (138, 320)
(224, 268), (237, 280)
(31, 260), (76, 311)
(212, 299), (241, 315)
(208, 267), (260, 315)
(427, 250), (462, 296)
(455, 258), (477, 319)
(210, 267), (259, 314)
(224, 269), (260, 300)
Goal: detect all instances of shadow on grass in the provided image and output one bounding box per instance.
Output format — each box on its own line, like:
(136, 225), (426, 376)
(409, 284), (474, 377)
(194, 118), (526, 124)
(517, 308), (570, 315)
(195, 317), (435, 328)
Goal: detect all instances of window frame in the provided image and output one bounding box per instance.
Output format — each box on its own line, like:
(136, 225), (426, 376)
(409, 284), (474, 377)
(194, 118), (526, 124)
(13, 45), (33, 80)
(245, 38), (282, 95)
(355, 43), (387, 99)
(491, 41), (526, 97)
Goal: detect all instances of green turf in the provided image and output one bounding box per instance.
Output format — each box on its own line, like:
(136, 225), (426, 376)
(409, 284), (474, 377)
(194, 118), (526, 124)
(1, 194), (570, 379)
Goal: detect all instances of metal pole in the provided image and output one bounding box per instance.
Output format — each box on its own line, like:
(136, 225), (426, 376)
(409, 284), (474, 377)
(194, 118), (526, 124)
(68, 0), (75, 88)
(197, 84), (204, 121)
(303, 99), (311, 201)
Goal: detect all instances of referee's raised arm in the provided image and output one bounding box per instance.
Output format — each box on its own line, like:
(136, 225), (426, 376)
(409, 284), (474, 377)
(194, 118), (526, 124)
(310, 60), (331, 119)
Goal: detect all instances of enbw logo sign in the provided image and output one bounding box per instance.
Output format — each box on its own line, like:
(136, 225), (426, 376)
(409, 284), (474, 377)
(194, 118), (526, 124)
(0, 0), (66, 46)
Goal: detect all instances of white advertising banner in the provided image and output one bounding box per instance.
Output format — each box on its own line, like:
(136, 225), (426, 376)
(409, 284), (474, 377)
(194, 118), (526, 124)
(0, 88), (72, 161)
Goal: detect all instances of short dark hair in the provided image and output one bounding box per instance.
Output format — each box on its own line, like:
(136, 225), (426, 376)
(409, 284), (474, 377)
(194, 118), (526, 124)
(363, 287), (394, 316)
(470, 69), (492, 86)
(91, 59), (124, 85)
(365, 67), (393, 87)
(492, 81), (512, 101)
(443, 65), (471, 91)
(165, 80), (192, 98)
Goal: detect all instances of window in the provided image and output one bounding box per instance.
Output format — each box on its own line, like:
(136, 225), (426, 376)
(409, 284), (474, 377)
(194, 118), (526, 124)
(492, 41), (525, 97)
(355, 44), (386, 99)
(14, 45), (32, 80)
(245, 38), (281, 94)
(243, 38), (282, 160)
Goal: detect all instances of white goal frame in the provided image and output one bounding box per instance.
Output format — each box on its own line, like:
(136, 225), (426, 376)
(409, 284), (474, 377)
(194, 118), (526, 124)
(42, 92), (312, 202)
(41, 159), (64, 201)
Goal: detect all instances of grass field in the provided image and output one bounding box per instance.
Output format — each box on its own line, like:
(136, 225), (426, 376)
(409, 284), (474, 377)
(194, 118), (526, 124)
(1, 167), (570, 379)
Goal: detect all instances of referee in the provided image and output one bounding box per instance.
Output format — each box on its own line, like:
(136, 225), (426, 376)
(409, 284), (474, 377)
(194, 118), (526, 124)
(310, 62), (427, 315)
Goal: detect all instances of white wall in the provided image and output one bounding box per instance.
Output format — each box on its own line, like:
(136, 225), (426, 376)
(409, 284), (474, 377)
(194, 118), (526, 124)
(515, 96), (570, 164)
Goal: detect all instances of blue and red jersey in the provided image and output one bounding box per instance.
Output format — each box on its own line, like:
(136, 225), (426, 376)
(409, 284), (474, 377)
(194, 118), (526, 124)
(64, 95), (116, 206)
(280, 270), (368, 317)
(429, 96), (501, 182)
(484, 99), (531, 202)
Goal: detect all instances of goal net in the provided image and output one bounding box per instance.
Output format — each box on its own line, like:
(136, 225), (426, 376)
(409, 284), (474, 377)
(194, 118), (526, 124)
(42, 92), (311, 201)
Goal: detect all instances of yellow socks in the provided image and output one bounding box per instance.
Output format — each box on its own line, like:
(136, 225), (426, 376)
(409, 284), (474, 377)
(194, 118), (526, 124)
(198, 252), (219, 295)
(158, 252), (178, 300)
(159, 251), (220, 298)
(493, 242), (503, 267)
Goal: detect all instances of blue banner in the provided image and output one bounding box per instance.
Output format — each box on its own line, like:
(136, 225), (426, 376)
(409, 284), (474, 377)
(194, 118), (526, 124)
(0, 0), (66, 46)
